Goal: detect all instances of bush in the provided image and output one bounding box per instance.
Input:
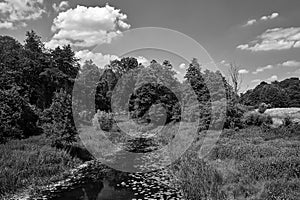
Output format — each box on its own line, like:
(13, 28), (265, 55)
(224, 102), (246, 129)
(0, 88), (40, 143)
(283, 115), (293, 127)
(262, 123), (300, 140)
(242, 112), (273, 126)
(41, 90), (77, 146)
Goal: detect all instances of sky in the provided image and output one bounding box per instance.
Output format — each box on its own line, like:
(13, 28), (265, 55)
(0, 0), (300, 92)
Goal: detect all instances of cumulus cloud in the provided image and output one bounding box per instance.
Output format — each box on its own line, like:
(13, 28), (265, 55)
(0, 0), (45, 29)
(252, 65), (273, 74)
(46, 4), (131, 49)
(75, 50), (119, 68)
(243, 12), (279, 27)
(281, 60), (300, 67)
(237, 27), (300, 51)
(52, 1), (69, 12)
(238, 69), (249, 74)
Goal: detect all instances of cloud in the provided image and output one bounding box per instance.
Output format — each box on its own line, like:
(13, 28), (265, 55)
(261, 12), (279, 21)
(0, 21), (14, 29)
(174, 69), (185, 83)
(244, 19), (257, 27)
(46, 4), (131, 49)
(238, 27), (300, 51)
(267, 75), (278, 82)
(52, 1), (69, 12)
(0, 0), (45, 29)
(281, 60), (300, 67)
(238, 69), (249, 74)
(179, 63), (186, 69)
(136, 56), (150, 66)
(252, 65), (273, 74)
(75, 50), (119, 68)
(243, 12), (279, 27)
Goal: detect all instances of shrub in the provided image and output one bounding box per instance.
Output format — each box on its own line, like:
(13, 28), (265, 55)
(224, 102), (246, 129)
(262, 123), (300, 140)
(41, 90), (77, 146)
(242, 112), (273, 126)
(258, 103), (268, 114)
(283, 115), (293, 127)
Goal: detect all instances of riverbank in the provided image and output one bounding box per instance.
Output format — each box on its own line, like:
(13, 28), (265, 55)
(0, 135), (83, 200)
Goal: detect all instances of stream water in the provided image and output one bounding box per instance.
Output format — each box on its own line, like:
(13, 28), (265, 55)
(28, 161), (184, 200)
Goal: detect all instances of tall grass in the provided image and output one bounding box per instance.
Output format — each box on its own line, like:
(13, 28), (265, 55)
(170, 124), (300, 199)
(0, 135), (82, 197)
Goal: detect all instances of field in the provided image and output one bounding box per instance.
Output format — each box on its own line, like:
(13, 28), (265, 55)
(170, 124), (300, 199)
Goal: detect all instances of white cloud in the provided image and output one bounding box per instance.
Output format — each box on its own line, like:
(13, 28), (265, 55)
(238, 27), (300, 51)
(136, 56), (150, 66)
(244, 19), (257, 27)
(267, 75), (278, 82)
(252, 65), (273, 74)
(174, 69), (185, 83)
(238, 69), (249, 74)
(46, 4), (131, 49)
(52, 1), (69, 12)
(281, 60), (300, 67)
(243, 12), (279, 27)
(261, 12), (279, 21)
(179, 63), (186, 69)
(0, 21), (14, 29)
(75, 50), (119, 68)
(0, 0), (45, 29)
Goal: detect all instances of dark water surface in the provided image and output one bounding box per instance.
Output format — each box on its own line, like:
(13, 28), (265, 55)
(31, 161), (184, 200)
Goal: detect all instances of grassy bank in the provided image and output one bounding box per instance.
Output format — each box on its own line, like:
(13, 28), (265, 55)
(0, 135), (83, 198)
(171, 125), (300, 199)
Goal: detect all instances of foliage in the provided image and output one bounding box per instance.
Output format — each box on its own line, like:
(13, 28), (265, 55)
(129, 61), (181, 123)
(242, 112), (273, 126)
(41, 90), (77, 146)
(241, 77), (300, 108)
(0, 87), (40, 143)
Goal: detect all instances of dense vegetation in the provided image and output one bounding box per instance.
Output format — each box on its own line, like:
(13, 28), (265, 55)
(1, 30), (300, 199)
(241, 77), (300, 108)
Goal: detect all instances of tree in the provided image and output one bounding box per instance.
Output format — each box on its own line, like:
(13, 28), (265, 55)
(129, 61), (181, 123)
(228, 63), (242, 96)
(0, 87), (40, 143)
(42, 90), (77, 146)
